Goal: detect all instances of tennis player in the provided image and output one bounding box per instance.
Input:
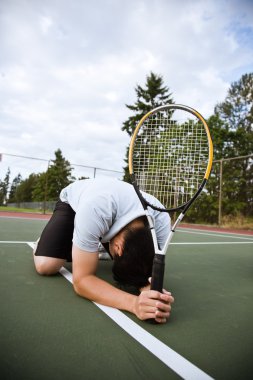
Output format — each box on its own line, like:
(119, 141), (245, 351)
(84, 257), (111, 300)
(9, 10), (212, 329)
(33, 177), (174, 323)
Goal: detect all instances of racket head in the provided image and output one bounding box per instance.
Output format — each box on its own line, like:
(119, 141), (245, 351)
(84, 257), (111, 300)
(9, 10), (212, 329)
(129, 104), (213, 212)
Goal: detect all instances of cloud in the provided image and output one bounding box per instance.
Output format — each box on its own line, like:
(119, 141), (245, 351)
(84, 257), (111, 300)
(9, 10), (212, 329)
(39, 16), (53, 35)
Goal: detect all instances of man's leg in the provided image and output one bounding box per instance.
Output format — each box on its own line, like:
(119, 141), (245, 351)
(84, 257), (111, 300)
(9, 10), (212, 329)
(33, 238), (65, 275)
(33, 255), (66, 275)
(33, 201), (75, 275)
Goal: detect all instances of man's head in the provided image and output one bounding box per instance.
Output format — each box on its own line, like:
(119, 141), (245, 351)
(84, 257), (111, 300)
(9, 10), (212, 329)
(110, 216), (155, 292)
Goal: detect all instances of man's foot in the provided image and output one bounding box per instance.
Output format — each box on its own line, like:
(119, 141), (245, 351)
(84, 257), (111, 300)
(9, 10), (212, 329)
(98, 244), (111, 260)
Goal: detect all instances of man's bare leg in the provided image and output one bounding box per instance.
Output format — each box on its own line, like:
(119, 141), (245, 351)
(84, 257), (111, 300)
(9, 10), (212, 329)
(33, 238), (66, 275)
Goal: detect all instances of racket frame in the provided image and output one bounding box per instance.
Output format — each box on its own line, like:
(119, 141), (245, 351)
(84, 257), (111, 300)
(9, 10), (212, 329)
(128, 104), (213, 292)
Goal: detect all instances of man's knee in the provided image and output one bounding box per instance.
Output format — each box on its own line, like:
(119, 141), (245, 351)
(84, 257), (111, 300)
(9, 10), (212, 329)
(34, 256), (65, 276)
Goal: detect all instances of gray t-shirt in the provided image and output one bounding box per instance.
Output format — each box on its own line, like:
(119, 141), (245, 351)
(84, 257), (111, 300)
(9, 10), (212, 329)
(60, 178), (170, 252)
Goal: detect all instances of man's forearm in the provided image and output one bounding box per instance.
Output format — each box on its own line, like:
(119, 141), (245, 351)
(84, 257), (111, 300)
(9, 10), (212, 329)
(73, 274), (137, 314)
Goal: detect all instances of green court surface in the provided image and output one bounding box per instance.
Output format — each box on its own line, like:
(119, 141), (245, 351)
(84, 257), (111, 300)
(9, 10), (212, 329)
(0, 215), (253, 380)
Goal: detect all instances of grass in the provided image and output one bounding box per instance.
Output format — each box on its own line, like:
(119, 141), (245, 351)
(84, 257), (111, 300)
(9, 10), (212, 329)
(221, 214), (253, 230)
(0, 206), (52, 214)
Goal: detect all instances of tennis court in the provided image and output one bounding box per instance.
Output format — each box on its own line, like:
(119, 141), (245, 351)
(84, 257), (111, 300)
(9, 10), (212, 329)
(0, 212), (252, 380)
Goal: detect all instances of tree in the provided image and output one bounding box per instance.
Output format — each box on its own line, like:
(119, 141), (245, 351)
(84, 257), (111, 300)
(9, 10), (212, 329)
(186, 73), (253, 223)
(0, 168), (10, 205)
(122, 72), (174, 181)
(214, 73), (253, 218)
(32, 149), (75, 201)
(8, 173), (22, 203)
(32, 173), (47, 202)
(186, 113), (232, 223)
(14, 174), (39, 204)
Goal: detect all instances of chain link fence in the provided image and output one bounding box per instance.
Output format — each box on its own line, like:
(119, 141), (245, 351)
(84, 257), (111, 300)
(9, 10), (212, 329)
(193, 154), (253, 228)
(0, 153), (124, 213)
(1, 153), (253, 228)
(214, 154), (253, 225)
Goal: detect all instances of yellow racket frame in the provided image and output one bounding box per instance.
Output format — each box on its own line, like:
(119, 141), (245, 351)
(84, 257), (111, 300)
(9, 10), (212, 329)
(129, 104), (213, 181)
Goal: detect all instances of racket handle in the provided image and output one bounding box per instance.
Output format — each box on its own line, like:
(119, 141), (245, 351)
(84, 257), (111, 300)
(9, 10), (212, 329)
(150, 254), (165, 292)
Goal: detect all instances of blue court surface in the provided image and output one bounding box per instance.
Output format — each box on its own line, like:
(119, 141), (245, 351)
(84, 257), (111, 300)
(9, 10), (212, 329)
(0, 214), (252, 380)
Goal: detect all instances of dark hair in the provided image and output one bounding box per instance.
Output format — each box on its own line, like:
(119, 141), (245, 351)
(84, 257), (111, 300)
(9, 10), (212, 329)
(112, 217), (154, 293)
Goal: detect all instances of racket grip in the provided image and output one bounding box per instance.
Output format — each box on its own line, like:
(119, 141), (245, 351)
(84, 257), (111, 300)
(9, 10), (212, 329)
(150, 254), (165, 292)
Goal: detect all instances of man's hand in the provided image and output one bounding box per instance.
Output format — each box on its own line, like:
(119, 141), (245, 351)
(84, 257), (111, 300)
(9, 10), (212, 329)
(134, 289), (174, 324)
(72, 245), (174, 323)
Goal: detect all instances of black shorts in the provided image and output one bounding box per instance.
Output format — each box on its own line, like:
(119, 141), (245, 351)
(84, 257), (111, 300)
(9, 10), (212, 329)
(34, 200), (75, 262)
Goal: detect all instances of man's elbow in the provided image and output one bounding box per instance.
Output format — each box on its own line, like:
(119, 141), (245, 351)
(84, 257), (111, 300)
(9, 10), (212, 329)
(73, 277), (83, 296)
(73, 275), (92, 299)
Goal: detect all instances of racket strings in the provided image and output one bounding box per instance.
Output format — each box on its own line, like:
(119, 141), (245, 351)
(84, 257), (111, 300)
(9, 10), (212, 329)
(132, 111), (209, 209)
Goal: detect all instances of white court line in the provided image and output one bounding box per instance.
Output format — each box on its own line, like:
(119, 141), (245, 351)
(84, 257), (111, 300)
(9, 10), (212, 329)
(171, 241), (253, 245)
(0, 240), (34, 244)
(58, 266), (213, 380)
(27, 242), (35, 249)
(25, 242), (213, 380)
(2, 240), (252, 247)
(178, 229), (253, 241)
(178, 227), (253, 238)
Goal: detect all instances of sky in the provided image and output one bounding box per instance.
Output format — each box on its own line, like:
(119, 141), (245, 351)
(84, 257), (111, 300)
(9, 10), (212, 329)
(1, 0), (253, 181)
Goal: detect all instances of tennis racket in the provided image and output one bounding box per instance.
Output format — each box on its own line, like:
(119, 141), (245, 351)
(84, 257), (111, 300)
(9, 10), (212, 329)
(128, 104), (213, 292)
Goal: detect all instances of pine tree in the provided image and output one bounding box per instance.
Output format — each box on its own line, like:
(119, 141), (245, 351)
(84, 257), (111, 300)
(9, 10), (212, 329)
(46, 149), (75, 200)
(214, 73), (253, 218)
(122, 72), (174, 181)
(186, 73), (253, 223)
(32, 149), (75, 201)
(8, 173), (22, 203)
(0, 168), (10, 205)
(32, 173), (47, 202)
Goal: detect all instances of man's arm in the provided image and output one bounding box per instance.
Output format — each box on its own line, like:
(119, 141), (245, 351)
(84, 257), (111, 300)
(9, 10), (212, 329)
(72, 244), (174, 323)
